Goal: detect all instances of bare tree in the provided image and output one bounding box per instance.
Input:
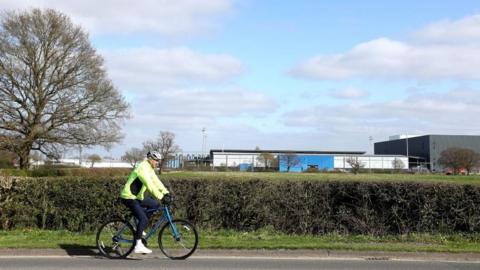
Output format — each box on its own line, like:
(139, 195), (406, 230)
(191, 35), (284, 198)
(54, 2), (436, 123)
(346, 157), (364, 175)
(121, 147), (144, 167)
(0, 9), (129, 168)
(280, 153), (301, 172)
(438, 147), (480, 175)
(392, 158), (405, 172)
(257, 152), (276, 170)
(87, 154), (101, 168)
(143, 131), (180, 173)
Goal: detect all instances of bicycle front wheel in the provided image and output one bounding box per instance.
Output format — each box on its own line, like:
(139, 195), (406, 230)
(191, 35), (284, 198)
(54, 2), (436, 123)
(96, 219), (135, 259)
(158, 219), (198, 260)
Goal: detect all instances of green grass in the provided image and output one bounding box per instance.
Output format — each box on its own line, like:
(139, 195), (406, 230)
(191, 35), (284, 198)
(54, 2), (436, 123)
(3, 168), (480, 185)
(0, 229), (94, 249)
(161, 171), (480, 185)
(1, 229), (479, 253)
(200, 229), (480, 253)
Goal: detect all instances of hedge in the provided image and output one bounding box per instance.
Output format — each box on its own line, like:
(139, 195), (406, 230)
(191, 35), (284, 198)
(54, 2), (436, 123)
(0, 176), (479, 235)
(0, 168), (130, 177)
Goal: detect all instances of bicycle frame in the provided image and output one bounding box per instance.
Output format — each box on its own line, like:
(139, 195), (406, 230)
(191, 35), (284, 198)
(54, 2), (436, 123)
(116, 205), (179, 244)
(144, 205), (180, 241)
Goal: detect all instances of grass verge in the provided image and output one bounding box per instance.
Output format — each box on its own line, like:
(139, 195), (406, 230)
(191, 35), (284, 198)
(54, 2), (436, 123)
(161, 171), (480, 185)
(1, 229), (479, 253)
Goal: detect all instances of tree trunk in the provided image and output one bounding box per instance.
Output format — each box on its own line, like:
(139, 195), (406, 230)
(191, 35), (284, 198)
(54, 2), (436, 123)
(18, 146), (31, 169)
(158, 159), (165, 174)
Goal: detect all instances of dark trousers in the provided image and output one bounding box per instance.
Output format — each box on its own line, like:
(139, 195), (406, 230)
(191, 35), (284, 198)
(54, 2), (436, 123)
(121, 197), (160, 240)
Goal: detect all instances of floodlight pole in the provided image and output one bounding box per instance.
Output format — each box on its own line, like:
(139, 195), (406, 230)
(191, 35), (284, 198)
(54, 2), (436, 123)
(368, 136), (373, 154)
(202, 128), (207, 166)
(368, 136), (373, 173)
(406, 134), (409, 169)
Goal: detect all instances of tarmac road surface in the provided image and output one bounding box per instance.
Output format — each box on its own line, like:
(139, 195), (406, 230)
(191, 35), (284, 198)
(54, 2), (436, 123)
(0, 256), (479, 270)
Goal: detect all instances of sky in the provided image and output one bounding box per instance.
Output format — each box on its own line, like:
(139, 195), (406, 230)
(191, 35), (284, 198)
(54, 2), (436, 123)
(2, 0), (480, 158)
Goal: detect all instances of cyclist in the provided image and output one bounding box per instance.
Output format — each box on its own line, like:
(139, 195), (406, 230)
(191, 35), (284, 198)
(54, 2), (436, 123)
(120, 151), (170, 254)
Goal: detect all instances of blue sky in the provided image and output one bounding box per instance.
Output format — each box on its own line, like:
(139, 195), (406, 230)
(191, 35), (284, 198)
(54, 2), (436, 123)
(3, 0), (480, 158)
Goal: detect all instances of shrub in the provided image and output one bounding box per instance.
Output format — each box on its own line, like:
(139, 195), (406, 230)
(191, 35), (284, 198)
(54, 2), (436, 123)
(0, 151), (15, 168)
(0, 168), (130, 177)
(0, 175), (479, 235)
(304, 167), (320, 173)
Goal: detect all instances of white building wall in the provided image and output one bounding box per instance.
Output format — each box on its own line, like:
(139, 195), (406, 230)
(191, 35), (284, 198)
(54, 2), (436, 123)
(334, 156), (408, 170)
(214, 152), (409, 170)
(31, 159), (133, 168)
(213, 153), (264, 167)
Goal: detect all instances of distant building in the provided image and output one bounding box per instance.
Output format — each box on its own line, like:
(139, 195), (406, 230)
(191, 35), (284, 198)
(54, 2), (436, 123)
(388, 134), (419, 141)
(31, 158), (133, 168)
(374, 135), (480, 172)
(210, 149), (408, 172)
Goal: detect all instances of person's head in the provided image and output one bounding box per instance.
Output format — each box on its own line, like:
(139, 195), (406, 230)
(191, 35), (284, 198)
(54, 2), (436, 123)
(146, 151), (162, 168)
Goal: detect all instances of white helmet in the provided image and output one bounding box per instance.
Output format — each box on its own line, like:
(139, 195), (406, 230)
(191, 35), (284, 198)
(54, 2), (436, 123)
(147, 151), (162, 161)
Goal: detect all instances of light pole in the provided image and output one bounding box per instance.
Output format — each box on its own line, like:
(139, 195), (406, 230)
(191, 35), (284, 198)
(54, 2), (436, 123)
(368, 136), (373, 154)
(202, 128), (207, 165)
(368, 136), (373, 173)
(405, 134), (409, 169)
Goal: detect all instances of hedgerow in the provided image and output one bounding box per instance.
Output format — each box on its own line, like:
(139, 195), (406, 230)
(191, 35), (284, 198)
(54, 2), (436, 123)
(0, 168), (130, 177)
(0, 176), (479, 235)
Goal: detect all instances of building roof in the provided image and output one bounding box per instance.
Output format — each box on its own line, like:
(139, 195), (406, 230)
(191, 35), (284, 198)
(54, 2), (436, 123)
(210, 149), (366, 155)
(380, 134), (480, 143)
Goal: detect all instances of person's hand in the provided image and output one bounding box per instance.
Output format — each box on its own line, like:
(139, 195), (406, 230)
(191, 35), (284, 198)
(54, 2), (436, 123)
(161, 193), (173, 205)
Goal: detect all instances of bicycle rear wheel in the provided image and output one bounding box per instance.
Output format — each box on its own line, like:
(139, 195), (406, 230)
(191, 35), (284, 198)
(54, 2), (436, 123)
(158, 219), (198, 260)
(96, 219), (135, 259)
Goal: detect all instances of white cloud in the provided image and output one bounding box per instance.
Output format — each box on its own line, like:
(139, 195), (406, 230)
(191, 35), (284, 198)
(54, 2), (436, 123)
(283, 88), (480, 137)
(290, 14), (480, 80)
(116, 87), (276, 153)
(122, 86), (276, 140)
(330, 87), (369, 100)
(0, 0), (234, 35)
(102, 47), (245, 89)
(415, 14), (480, 44)
(133, 88), (276, 118)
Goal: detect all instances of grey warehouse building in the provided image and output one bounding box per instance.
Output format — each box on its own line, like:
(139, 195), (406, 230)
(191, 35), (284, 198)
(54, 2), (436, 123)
(374, 135), (480, 172)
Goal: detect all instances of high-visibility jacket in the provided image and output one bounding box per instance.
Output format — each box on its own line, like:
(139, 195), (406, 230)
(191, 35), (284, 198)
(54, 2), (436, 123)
(120, 159), (169, 200)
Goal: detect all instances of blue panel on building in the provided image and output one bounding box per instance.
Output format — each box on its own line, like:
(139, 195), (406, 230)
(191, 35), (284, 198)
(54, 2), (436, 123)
(239, 163), (251, 171)
(279, 155), (334, 172)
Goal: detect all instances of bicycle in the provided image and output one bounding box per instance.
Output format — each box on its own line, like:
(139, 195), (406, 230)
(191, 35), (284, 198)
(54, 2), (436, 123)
(96, 197), (198, 260)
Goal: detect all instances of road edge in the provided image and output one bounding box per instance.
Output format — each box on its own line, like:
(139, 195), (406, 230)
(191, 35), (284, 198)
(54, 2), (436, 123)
(0, 248), (480, 262)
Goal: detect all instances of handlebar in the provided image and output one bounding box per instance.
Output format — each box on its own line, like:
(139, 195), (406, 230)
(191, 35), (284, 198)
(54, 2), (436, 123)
(161, 194), (173, 205)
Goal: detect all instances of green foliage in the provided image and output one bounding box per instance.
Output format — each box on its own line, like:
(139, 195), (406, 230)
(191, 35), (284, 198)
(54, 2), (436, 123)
(0, 151), (15, 168)
(0, 168), (130, 177)
(0, 176), (127, 231)
(1, 175), (480, 236)
(304, 167), (320, 173)
(0, 169), (29, 177)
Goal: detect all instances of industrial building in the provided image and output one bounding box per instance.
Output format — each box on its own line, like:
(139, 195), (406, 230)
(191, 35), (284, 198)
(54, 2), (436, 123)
(374, 135), (480, 172)
(210, 149), (408, 172)
(31, 158), (133, 168)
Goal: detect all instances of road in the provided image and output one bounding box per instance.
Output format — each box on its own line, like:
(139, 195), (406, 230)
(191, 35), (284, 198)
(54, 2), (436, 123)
(0, 256), (479, 270)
